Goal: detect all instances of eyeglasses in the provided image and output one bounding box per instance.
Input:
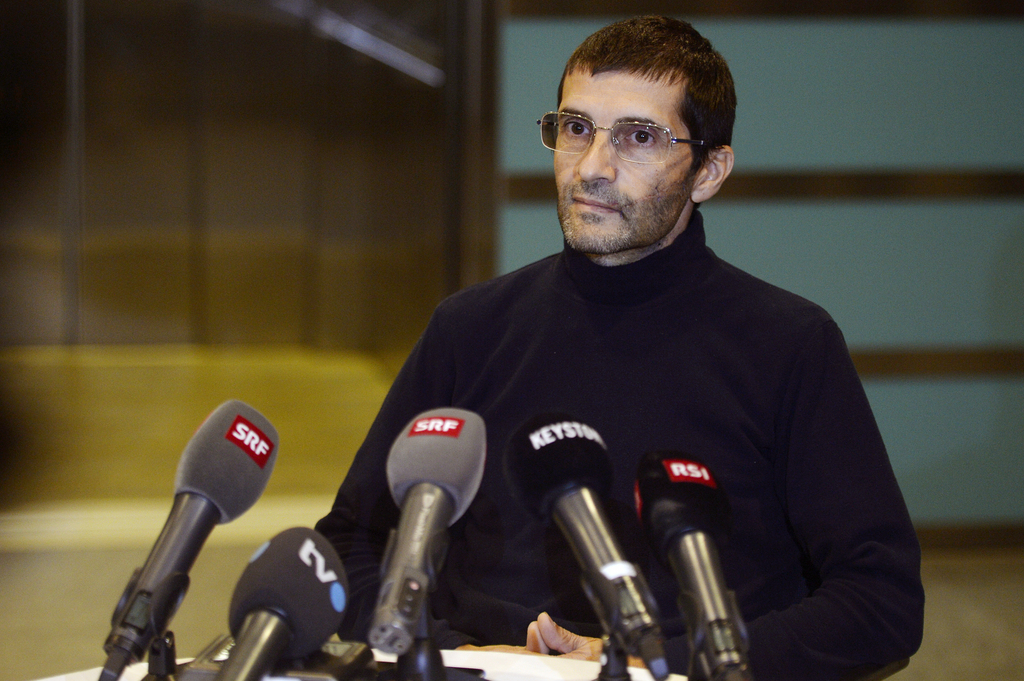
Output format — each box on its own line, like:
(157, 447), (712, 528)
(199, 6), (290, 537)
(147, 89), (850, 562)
(537, 111), (704, 164)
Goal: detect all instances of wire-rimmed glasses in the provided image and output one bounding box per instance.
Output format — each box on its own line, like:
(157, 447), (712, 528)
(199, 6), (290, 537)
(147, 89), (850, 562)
(537, 111), (704, 164)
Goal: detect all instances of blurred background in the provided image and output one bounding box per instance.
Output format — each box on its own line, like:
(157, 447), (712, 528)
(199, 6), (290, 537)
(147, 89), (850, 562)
(0, 0), (1022, 680)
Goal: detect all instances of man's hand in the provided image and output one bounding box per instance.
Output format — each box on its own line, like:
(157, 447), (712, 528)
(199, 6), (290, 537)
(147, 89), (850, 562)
(525, 612), (603, 661)
(459, 613), (644, 669)
(527, 613), (647, 669)
(455, 613), (602, 661)
(455, 643), (546, 656)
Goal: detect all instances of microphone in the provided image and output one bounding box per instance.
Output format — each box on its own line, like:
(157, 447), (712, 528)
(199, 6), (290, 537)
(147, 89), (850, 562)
(101, 400), (279, 681)
(635, 451), (752, 681)
(504, 414), (669, 681)
(216, 527), (349, 681)
(368, 408), (486, 655)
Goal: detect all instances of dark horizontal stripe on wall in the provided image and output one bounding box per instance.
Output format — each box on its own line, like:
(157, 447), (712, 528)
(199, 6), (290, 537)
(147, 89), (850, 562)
(506, 175), (556, 202)
(505, 171), (1024, 203)
(852, 348), (1024, 377)
(917, 524), (1024, 551)
(507, 0), (1023, 17)
(719, 171), (1024, 200)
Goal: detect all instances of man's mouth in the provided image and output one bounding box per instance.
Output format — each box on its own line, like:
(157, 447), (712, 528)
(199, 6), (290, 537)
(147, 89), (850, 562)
(573, 195), (621, 213)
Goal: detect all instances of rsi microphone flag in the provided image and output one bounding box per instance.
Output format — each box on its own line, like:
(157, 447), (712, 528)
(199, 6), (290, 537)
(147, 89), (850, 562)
(101, 400), (279, 681)
(636, 451), (751, 681)
(635, 451), (732, 554)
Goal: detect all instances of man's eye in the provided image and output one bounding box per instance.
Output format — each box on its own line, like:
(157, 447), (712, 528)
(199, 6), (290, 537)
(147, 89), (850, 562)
(631, 127), (663, 145)
(618, 124), (663, 147)
(567, 121), (588, 135)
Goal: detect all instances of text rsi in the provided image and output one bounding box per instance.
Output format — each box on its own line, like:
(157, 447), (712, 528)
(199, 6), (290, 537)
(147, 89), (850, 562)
(664, 459), (717, 488)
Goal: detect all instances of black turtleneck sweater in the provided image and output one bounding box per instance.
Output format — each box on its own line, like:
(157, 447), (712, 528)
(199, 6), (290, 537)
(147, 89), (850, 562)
(315, 211), (924, 680)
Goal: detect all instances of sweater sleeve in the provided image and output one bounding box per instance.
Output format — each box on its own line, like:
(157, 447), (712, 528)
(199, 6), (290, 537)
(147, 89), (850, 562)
(740, 320), (924, 680)
(314, 304), (477, 648)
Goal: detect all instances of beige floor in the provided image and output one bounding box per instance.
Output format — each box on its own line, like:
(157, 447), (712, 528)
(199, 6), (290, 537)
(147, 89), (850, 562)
(0, 346), (1021, 681)
(0, 345), (398, 680)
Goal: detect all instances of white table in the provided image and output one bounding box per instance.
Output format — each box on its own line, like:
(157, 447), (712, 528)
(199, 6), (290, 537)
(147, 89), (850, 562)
(37, 649), (684, 681)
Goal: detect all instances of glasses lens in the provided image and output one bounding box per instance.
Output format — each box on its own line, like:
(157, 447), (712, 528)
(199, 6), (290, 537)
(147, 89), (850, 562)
(555, 114), (594, 153)
(539, 113), (559, 151)
(540, 113), (594, 153)
(612, 123), (670, 163)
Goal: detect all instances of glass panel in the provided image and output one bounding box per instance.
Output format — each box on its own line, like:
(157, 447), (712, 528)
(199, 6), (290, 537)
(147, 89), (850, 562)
(0, 0), (449, 352)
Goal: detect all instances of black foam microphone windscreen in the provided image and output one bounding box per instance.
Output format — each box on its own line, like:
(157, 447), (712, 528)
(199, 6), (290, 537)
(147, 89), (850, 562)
(101, 400), (279, 681)
(502, 412), (612, 519)
(635, 450), (732, 557)
(216, 527), (348, 681)
(228, 527), (348, 659)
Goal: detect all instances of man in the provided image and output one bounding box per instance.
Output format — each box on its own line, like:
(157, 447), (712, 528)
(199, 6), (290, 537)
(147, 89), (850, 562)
(316, 15), (924, 679)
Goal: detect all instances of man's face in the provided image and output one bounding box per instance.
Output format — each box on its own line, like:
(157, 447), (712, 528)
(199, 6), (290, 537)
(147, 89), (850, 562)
(554, 70), (698, 266)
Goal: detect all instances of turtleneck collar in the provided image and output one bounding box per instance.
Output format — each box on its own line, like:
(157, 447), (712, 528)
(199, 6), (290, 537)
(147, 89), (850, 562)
(560, 209), (713, 305)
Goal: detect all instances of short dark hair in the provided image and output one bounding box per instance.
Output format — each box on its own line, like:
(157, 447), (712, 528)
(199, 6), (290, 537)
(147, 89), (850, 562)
(558, 15), (736, 172)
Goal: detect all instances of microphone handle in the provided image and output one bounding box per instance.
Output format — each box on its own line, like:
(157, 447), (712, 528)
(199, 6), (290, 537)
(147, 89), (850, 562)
(138, 492), (222, 590)
(668, 531), (752, 681)
(369, 482), (454, 655)
(553, 486), (627, 574)
(215, 610), (292, 681)
(104, 493), (221, 672)
(553, 488), (668, 680)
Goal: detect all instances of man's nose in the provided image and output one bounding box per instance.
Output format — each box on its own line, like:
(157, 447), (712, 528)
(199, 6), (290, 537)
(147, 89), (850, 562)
(575, 128), (617, 183)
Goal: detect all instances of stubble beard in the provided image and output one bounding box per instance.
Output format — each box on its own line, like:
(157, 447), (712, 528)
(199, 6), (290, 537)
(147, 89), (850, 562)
(557, 177), (693, 259)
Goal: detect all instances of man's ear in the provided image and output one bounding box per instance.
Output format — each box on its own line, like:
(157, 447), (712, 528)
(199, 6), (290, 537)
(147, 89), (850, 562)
(690, 145), (734, 204)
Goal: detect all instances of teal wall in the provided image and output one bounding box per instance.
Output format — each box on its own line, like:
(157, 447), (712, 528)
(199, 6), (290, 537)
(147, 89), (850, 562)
(501, 19), (1024, 173)
(498, 18), (1024, 524)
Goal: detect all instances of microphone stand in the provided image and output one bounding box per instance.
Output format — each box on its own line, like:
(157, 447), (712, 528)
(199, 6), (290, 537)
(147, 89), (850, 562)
(394, 608), (446, 681)
(581, 572), (666, 681)
(597, 635), (630, 681)
(139, 573), (191, 681)
(144, 631), (180, 681)
(390, 608), (482, 681)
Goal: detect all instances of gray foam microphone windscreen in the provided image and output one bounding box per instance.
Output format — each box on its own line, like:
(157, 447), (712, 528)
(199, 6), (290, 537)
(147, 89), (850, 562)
(174, 399), (279, 523)
(386, 408), (486, 523)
